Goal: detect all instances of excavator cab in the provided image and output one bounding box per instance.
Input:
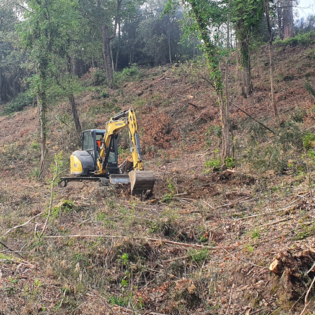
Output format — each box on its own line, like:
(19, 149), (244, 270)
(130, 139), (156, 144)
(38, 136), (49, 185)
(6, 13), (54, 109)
(70, 129), (121, 176)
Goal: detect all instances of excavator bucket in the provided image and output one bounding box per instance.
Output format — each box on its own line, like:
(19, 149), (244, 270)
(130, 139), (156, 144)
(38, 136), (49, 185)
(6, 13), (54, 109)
(129, 170), (155, 195)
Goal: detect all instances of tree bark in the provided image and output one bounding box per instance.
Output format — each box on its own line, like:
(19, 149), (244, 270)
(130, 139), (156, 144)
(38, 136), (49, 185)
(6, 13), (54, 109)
(102, 23), (114, 86)
(115, 21), (120, 71)
(37, 92), (47, 179)
(168, 29), (172, 64)
(68, 94), (81, 135)
(283, 0), (294, 40)
(268, 42), (277, 117)
(222, 0), (231, 160)
(220, 92), (230, 159)
(240, 38), (252, 98)
(264, 0), (278, 117)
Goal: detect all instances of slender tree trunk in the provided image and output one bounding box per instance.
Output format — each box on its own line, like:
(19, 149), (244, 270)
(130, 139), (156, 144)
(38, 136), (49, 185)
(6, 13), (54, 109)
(37, 92), (47, 179)
(283, 0), (294, 39)
(168, 29), (172, 64)
(115, 21), (120, 71)
(240, 39), (252, 98)
(220, 92), (230, 159)
(68, 94), (81, 135)
(268, 42), (277, 117)
(222, 0), (231, 160)
(102, 23), (114, 86)
(264, 0), (278, 117)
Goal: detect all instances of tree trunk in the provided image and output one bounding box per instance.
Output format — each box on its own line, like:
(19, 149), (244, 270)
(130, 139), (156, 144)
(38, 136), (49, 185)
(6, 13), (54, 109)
(222, 0), (231, 160)
(68, 94), (81, 135)
(283, 0), (294, 39)
(37, 92), (47, 179)
(168, 29), (172, 64)
(264, 0), (278, 117)
(102, 23), (114, 86)
(219, 92), (230, 159)
(240, 39), (252, 98)
(277, 1), (283, 39)
(268, 42), (277, 117)
(115, 21), (120, 71)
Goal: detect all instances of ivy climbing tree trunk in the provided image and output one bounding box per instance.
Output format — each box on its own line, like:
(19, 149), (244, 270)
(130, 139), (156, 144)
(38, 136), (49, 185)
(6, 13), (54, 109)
(18, 0), (83, 179)
(232, 0), (264, 99)
(188, 0), (230, 159)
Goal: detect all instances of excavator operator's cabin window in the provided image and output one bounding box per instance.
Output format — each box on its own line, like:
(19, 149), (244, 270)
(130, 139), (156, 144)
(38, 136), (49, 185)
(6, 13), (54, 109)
(83, 132), (94, 151)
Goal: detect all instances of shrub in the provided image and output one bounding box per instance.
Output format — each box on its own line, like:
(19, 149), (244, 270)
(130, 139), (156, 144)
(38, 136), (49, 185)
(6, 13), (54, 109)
(93, 69), (107, 86)
(303, 132), (315, 150)
(115, 64), (143, 84)
(205, 158), (221, 170)
(275, 31), (315, 47)
(225, 157), (236, 169)
(3, 92), (33, 115)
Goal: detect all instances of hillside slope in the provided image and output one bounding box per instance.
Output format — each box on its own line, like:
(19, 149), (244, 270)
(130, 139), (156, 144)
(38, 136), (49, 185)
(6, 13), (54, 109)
(1, 43), (315, 314)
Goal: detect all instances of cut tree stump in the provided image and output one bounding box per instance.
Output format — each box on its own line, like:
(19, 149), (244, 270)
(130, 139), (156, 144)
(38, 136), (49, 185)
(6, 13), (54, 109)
(269, 259), (283, 274)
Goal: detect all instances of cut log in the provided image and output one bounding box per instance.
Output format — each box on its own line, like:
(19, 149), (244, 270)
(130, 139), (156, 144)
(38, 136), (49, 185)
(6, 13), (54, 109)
(269, 259), (283, 274)
(129, 170), (155, 195)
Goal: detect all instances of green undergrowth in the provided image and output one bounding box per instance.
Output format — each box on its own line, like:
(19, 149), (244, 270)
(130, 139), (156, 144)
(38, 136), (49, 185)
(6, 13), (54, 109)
(2, 91), (34, 115)
(275, 31), (315, 47)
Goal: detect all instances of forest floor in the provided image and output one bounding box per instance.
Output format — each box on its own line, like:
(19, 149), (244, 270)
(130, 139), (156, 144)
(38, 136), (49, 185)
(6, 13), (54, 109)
(1, 42), (315, 314)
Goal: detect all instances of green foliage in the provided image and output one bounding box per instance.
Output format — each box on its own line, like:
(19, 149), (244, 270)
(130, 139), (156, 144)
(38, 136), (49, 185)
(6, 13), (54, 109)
(188, 248), (209, 262)
(52, 199), (75, 218)
(34, 279), (42, 287)
(225, 157), (235, 169)
(161, 178), (176, 202)
(275, 31), (315, 47)
(245, 244), (254, 252)
(93, 69), (107, 86)
(205, 148), (222, 171)
(205, 158), (221, 170)
(121, 278), (128, 287)
(303, 132), (315, 150)
(3, 92), (33, 115)
(115, 64), (143, 84)
(251, 229), (260, 239)
(231, 0), (264, 67)
(120, 253), (129, 265)
(246, 144), (287, 174)
(109, 295), (129, 307)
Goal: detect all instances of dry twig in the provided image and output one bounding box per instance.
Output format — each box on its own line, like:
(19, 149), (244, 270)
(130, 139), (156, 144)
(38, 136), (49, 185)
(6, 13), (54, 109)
(2, 212), (42, 237)
(299, 276), (315, 315)
(44, 234), (236, 250)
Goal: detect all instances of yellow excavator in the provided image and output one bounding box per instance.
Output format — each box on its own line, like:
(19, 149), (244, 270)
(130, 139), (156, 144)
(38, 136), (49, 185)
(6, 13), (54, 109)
(59, 108), (155, 195)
